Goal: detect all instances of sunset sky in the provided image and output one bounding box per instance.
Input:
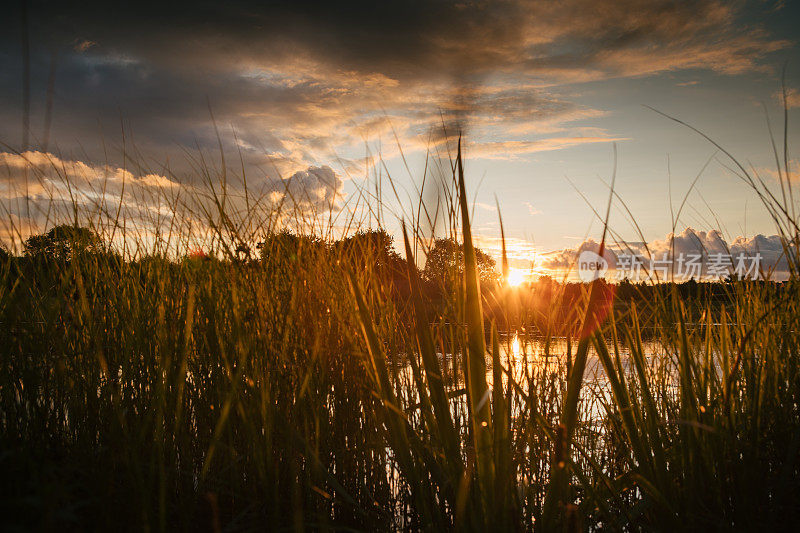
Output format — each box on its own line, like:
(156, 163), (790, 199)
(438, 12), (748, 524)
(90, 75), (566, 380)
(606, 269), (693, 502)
(2, 0), (799, 277)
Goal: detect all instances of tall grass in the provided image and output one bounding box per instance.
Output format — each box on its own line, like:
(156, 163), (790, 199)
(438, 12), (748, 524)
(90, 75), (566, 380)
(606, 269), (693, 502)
(1, 131), (800, 532)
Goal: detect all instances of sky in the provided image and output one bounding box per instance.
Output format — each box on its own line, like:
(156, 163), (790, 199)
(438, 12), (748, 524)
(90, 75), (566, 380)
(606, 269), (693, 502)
(1, 0), (799, 279)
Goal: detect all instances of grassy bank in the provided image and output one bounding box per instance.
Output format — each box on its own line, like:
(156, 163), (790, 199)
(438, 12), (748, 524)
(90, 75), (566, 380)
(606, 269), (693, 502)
(1, 143), (799, 532)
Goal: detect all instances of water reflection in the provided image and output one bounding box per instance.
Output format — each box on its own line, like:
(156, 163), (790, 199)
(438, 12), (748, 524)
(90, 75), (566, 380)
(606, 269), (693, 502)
(511, 332), (521, 358)
(503, 334), (647, 377)
(394, 332), (673, 421)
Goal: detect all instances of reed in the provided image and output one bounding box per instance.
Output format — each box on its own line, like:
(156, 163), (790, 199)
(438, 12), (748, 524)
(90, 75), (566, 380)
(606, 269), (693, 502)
(1, 133), (799, 531)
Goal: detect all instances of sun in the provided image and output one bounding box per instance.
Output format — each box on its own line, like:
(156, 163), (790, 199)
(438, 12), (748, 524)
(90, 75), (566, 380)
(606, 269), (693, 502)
(507, 269), (526, 287)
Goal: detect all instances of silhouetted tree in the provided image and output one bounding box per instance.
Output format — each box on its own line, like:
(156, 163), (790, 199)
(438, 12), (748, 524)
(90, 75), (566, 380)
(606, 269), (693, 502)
(338, 229), (404, 270)
(23, 224), (102, 261)
(423, 238), (500, 285)
(337, 229), (411, 296)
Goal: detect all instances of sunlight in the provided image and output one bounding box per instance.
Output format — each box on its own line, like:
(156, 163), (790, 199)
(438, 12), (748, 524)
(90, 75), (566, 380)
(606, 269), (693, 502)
(507, 269), (526, 287)
(512, 332), (521, 358)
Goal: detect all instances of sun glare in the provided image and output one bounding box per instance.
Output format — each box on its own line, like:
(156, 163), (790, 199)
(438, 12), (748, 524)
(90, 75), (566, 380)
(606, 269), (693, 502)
(511, 333), (521, 358)
(507, 269), (526, 287)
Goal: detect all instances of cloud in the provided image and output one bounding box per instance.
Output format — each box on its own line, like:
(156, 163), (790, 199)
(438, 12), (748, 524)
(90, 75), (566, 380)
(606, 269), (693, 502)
(0, 150), (354, 250)
(467, 136), (628, 160)
(776, 87), (800, 109)
(645, 228), (729, 258)
(751, 158), (800, 184)
(644, 228), (789, 278)
(540, 238), (618, 269)
(524, 202), (541, 215)
(475, 202), (498, 212)
(0, 0), (790, 250)
(729, 233), (786, 267)
(0, 150), (189, 249)
(473, 234), (540, 270)
(0, 0), (787, 177)
(265, 165), (344, 212)
(539, 227), (791, 279)
(0, 150), (179, 199)
(14, 1), (784, 82)
(74, 39), (97, 52)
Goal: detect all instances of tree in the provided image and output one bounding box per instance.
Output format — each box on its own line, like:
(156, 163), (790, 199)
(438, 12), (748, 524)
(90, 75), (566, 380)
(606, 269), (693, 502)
(338, 229), (404, 270)
(23, 225), (102, 261)
(422, 238), (500, 285)
(257, 231), (325, 264)
(337, 229), (412, 294)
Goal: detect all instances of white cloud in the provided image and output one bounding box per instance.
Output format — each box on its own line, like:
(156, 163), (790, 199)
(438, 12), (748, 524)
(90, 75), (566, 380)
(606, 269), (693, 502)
(265, 165), (344, 212)
(0, 151), (179, 200)
(540, 238), (618, 269)
(524, 202), (541, 215)
(539, 227), (791, 279)
(0, 151), (187, 251)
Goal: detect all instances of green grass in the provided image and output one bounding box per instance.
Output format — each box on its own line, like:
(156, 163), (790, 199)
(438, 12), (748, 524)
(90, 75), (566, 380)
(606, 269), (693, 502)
(1, 138), (800, 532)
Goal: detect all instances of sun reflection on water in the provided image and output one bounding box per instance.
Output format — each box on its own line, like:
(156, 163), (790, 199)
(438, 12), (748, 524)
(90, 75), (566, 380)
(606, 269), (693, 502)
(512, 332), (521, 358)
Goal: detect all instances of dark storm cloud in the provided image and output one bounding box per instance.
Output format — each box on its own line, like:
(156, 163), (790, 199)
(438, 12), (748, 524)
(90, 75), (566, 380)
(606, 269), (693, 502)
(9, 1), (787, 78)
(9, 1), (531, 79)
(0, 1), (790, 188)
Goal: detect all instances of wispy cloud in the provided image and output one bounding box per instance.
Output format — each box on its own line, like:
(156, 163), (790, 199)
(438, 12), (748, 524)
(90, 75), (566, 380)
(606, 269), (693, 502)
(523, 202), (541, 215)
(467, 136), (629, 160)
(776, 87), (800, 109)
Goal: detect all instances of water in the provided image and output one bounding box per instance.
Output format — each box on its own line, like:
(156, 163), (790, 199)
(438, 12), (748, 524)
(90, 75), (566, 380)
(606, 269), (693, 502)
(395, 331), (670, 421)
(492, 332), (666, 383)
